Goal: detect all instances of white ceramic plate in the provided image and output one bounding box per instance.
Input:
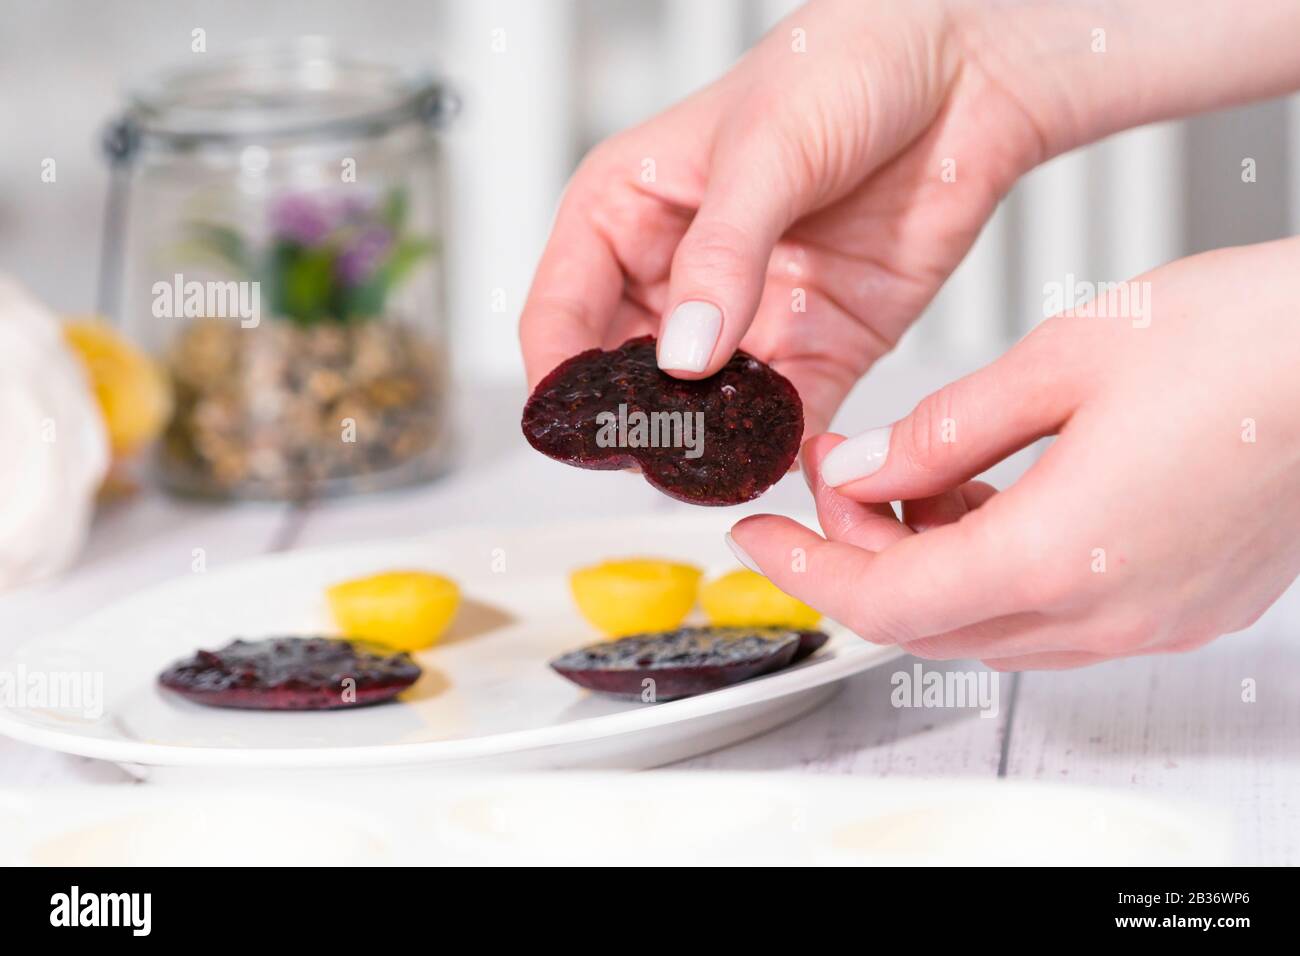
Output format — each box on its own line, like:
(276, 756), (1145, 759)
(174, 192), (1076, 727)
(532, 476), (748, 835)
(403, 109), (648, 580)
(0, 773), (1229, 865)
(0, 513), (900, 779)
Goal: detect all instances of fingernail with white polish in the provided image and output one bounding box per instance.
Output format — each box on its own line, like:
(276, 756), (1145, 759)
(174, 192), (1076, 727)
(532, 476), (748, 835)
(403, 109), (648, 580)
(724, 532), (762, 574)
(659, 301), (722, 372)
(819, 426), (892, 487)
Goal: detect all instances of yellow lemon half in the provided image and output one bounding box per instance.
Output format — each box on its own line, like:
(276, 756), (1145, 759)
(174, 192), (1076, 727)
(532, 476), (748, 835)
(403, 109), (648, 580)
(327, 571), (461, 651)
(569, 559), (702, 637)
(700, 569), (821, 629)
(64, 319), (172, 458)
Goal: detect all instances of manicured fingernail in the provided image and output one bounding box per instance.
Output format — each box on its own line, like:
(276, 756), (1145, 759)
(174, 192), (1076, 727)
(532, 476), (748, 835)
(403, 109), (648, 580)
(724, 532), (762, 574)
(659, 301), (721, 372)
(819, 426), (892, 487)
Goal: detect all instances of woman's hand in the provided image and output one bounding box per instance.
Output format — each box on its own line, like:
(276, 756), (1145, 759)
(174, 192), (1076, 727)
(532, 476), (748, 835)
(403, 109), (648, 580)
(520, 0), (1300, 434)
(520, 0), (1049, 432)
(728, 240), (1300, 669)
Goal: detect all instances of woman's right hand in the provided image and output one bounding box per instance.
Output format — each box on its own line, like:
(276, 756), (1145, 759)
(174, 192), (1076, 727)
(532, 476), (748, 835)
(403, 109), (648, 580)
(519, 0), (1051, 434)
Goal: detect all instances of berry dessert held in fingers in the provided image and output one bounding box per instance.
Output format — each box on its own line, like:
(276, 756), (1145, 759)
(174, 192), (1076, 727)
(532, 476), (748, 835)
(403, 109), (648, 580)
(522, 336), (802, 505)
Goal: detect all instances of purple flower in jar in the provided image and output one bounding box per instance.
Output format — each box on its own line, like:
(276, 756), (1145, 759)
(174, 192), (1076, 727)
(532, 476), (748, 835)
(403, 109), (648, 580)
(269, 192), (334, 246)
(335, 226), (393, 286)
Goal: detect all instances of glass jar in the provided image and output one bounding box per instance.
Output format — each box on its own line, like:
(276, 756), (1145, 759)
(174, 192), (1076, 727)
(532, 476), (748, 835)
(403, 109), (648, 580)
(100, 40), (457, 500)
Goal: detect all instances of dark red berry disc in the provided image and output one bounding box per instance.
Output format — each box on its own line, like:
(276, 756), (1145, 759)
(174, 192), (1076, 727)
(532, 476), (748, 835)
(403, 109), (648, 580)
(791, 629), (830, 662)
(549, 626), (826, 700)
(158, 637), (421, 711)
(521, 336), (803, 505)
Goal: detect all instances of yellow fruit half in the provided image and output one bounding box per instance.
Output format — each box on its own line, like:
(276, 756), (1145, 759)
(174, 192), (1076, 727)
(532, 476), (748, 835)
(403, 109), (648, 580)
(327, 571), (461, 651)
(64, 319), (172, 458)
(569, 559), (702, 637)
(700, 569), (821, 629)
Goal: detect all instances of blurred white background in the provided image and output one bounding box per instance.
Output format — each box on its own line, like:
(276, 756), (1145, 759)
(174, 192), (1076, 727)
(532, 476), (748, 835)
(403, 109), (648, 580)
(2, 0), (1297, 385)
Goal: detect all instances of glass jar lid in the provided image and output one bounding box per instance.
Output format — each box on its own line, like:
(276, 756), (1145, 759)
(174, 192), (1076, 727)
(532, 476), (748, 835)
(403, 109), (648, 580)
(110, 37), (456, 156)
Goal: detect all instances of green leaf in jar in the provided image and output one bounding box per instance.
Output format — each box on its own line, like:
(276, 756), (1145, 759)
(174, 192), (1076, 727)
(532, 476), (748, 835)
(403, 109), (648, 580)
(336, 236), (436, 322)
(382, 236), (435, 288)
(277, 243), (336, 324)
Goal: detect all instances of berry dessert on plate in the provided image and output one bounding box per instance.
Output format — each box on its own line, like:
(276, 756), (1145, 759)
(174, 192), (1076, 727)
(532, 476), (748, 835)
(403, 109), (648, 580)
(158, 636), (421, 711)
(550, 625), (828, 700)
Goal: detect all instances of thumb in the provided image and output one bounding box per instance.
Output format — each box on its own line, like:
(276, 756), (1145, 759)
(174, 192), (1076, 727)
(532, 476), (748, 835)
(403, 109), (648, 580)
(656, 134), (803, 378)
(819, 323), (1088, 502)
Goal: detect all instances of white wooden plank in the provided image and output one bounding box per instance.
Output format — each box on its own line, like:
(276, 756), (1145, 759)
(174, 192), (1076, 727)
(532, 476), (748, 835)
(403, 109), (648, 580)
(672, 659), (1008, 776)
(1003, 582), (1300, 865)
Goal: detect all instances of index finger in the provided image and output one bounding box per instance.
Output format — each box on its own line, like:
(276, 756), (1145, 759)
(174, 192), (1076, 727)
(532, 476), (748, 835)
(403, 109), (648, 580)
(519, 195), (626, 389)
(728, 498), (1031, 644)
(803, 434), (912, 552)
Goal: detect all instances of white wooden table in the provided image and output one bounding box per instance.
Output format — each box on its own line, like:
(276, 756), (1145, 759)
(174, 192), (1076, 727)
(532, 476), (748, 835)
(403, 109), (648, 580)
(3, 356), (1297, 865)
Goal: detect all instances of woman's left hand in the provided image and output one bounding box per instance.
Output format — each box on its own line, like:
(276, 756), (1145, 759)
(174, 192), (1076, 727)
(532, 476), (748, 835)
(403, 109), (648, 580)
(728, 239), (1300, 669)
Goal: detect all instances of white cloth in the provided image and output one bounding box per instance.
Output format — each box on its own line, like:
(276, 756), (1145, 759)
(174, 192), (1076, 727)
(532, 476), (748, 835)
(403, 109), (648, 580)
(0, 277), (108, 588)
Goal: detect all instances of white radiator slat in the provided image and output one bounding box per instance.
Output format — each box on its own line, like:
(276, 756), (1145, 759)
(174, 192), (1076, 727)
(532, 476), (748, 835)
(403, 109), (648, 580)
(932, 198), (1013, 358)
(1290, 93), (1300, 235)
(1094, 121), (1185, 280)
(1013, 147), (1094, 335)
(446, 0), (578, 383)
(754, 0), (803, 35)
(664, 0), (746, 100)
